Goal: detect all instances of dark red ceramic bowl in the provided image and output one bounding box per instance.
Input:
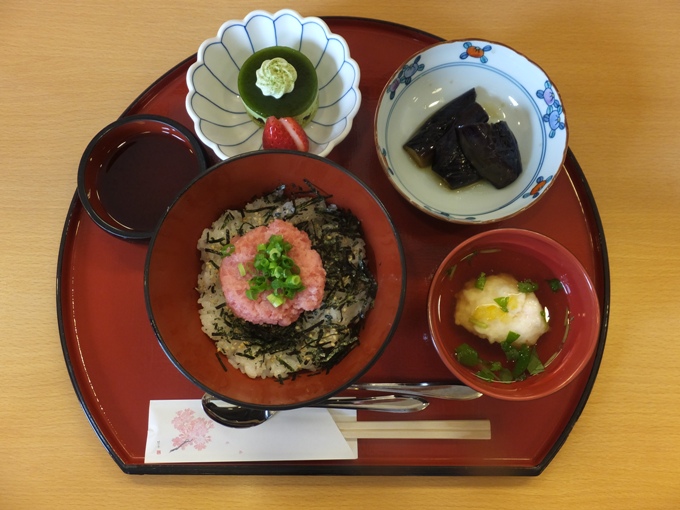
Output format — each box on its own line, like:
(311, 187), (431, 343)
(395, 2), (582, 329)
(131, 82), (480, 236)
(428, 228), (599, 401)
(77, 114), (206, 240)
(145, 151), (406, 409)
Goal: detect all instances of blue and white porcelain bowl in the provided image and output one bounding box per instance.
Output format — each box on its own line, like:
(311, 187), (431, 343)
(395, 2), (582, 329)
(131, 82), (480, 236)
(186, 9), (361, 160)
(375, 39), (568, 224)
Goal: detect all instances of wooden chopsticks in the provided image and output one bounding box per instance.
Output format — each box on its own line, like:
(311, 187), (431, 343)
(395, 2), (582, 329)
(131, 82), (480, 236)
(329, 411), (491, 440)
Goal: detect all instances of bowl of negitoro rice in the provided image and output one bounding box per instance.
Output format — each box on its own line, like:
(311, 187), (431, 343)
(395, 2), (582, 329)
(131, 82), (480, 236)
(144, 151), (406, 410)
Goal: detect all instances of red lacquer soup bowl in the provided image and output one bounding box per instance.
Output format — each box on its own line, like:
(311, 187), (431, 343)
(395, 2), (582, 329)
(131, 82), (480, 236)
(145, 151), (405, 410)
(428, 228), (599, 401)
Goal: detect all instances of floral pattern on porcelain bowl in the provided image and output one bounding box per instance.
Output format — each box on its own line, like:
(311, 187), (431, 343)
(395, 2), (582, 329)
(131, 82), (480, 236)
(375, 39), (568, 224)
(186, 9), (361, 160)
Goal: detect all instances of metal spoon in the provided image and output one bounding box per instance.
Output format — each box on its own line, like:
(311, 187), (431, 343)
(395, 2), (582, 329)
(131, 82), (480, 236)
(201, 393), (429, 428)
(348, 382), (482, 400)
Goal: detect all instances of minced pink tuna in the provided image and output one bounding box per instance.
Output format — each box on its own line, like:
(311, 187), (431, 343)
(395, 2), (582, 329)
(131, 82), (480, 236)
(219, 219), (326, 326)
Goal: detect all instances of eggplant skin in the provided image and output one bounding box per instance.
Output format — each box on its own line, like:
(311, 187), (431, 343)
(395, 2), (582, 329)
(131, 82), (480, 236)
(401, 88), (521, 191)
(456, 121), (522, 189)
(431, 126), (481, 189)
(403, 88), (488, 168)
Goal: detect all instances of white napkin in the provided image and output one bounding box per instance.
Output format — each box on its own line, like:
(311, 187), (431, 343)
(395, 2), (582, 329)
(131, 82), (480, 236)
(145, 400), (358, 463)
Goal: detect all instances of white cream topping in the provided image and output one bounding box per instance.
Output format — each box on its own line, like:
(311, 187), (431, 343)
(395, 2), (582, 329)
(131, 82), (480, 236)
(255, 57), (297, 99)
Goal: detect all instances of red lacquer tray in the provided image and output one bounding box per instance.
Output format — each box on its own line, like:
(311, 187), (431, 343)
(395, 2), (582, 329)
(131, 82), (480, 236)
(57, 17), (609, 475)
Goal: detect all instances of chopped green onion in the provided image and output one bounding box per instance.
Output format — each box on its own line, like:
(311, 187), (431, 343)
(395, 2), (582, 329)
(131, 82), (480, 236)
(220, 243), (235, 257)
(475, 272), (486, 290)
(237, 263), (246, 276)
(504, 331), (521, 344)
(455, 343), (480, 367)
(547, 278), (564, 292)
(511, 345), (532, 379)
(501, 331), (521, 361)
(267, 293), (285, 308)
(488, 361), (502, 372)
(462, 330), (545, 383)
(244, 234), (305, 306)
(503, 346), (520, 362)
(494, 296), (510, 312)
(518, 279), (539, 293)
(527, 349), (545, 375)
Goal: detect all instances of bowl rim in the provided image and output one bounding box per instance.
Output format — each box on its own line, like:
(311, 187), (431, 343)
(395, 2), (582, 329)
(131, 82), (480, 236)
(427, 227), (599, 401)
(374, 38), (569, 225)
(76, 113), (207, 240)
(185, 8), (362, 161)
(144, 150), (407, 409)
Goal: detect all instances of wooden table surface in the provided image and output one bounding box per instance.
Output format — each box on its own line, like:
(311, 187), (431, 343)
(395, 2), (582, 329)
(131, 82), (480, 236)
(2, 1), (679, 508)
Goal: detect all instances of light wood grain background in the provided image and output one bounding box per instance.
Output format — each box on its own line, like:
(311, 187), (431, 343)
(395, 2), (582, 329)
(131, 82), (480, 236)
(2, 1), (679, 508)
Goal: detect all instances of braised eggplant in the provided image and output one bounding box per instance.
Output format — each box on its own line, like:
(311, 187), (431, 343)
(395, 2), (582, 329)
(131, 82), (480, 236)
(401, 87), (522, 190)
(431, 126), (481, 189)
(456, 121), (522, 189)
(403, 88), (489, 168)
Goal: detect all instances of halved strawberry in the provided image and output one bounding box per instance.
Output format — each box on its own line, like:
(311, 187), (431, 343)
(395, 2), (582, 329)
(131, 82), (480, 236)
(262, 116), (309, 152)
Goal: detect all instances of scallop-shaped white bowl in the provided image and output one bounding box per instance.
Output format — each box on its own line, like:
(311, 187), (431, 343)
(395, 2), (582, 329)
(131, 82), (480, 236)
(375, 39), (568, 224)
(186, 9), (361, 160)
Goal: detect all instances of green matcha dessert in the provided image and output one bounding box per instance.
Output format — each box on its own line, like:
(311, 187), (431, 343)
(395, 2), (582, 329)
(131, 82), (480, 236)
(238, 46), (319, 127)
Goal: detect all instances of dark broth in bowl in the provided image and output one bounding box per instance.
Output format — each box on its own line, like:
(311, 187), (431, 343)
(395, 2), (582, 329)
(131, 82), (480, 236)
(96, 132), (202, 233)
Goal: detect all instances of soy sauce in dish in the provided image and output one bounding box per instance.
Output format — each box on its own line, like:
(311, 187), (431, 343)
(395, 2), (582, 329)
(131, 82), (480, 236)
(96, 132), (201, 233)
